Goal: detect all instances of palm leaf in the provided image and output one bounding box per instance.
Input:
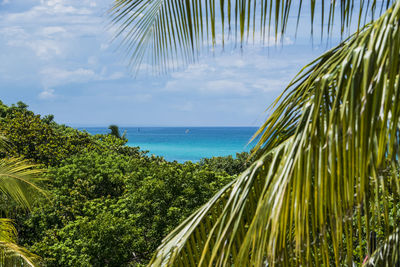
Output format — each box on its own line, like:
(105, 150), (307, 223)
(0, 241), (40, 267)
(109, 0), (393, 72)
(0, 158), (46, 210)
(0, 218), (40, 266)
(0, 135), (10, 153)
(149, 2), (400, 265)
(364, 227), (400, 267)
(0, 138), (45, 266)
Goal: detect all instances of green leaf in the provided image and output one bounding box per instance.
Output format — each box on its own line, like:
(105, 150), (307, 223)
(109, 0), (393, 73)
(148, 2), (400, 265)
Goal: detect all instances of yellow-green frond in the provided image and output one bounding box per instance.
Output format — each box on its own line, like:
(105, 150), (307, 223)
(149, 152), (274, 266)
(0, 219), (17, 244)
(364, 227), (400, 267)
(149, 1), (400, 265)
(0, 242), (40, 267)
(0, 135), (10, 153)
(0, 158), (47, 210)
(109, 0), (393, 73)
(0, 218), (40, 267)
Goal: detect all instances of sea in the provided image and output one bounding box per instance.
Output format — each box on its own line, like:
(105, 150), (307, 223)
(79, 127), (259, 162)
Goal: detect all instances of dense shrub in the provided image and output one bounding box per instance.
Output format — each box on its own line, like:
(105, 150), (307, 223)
(0, 110), (96, 166)
(0, 101), (240, 266)
(18, 151), (233, 266)
(199, 151), (253, 175)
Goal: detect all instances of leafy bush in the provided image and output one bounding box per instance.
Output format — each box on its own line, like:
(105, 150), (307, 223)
(0, 101), (241, 266)
(199, 151), (253, 175)
(18, 151), (234, 266)
(0, 110), (96, 166)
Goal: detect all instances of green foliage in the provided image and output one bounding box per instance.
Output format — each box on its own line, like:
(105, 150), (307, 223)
(18, 151), (234, 266)
(26, 208), (139, 267)
(109, 0), (392, 73)
(121, 160), (233, 257)
(199, 152), (253, 176)
(0, 126), (46, 265)
(108, 124), (127, 140)
(0, 101), (246, 266)
(0, 110), (96, 166)
(0, 107), (139, 167)
(42, 114), (54, 125)
(143, 2), (400, 266)
(0, 101), (9, 118)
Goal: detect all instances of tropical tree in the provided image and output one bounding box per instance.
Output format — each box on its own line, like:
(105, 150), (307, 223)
(0, 136), (46, 266)
(110, 0), (400, 265)
(108, 125), (127, 140)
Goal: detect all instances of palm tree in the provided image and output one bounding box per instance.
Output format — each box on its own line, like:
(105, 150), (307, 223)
(110, 0), (400, 265)
(108, 125), (127, 140)
(0, 136), (46, 266)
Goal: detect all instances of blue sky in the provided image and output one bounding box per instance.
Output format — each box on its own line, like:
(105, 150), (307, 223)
(0, 0), (346, 126)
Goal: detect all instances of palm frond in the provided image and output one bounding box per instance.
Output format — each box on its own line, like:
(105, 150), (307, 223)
(0, 138), (45, 266)
(0, 241), (40, 267)
(0, 219), (17, 244)
(149, 151), (272, 265)
(364, 227), (400, 267)
(0, 218), (39, 266)
(109, 0), (393, 73)
(0, 158), (46, 210)
(149, 2), (400, 265)
(0, 135), (10, 152)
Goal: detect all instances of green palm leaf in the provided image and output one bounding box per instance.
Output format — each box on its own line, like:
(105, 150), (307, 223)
(0, 135), (46, 266)
(148, 1), (400, 265)
(0, 157), (46, 210)
(0, 219), (39, 266)
(110, 0), (393, 72)
(0, 135), (9, 151)
(364, 227), (400, 267)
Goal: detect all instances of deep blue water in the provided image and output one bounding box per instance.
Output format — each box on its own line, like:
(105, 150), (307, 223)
(79, 127), (259, 162)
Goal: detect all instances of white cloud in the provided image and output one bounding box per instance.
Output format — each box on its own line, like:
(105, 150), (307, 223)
(1, 0), (10, 5)
(0, 0), (102, 61)
(109, 72), (125, 80)
(0, 26), (62, 59)
(0, 0), (328, 128)
(251, 78), (288, 92)
(170, 63), (215, 80)
(38, 88), (56, 99)
(111, 93), (152, 103)
(88, 56), (98, 65)
(212, 30), (294, 48)
(41, 26), (66, 36)
(0, 0), (134, 97)
(35, 0), (91, 16)
(204, 80), (249, 95)
(100, 43), (109, 51)
(0, 26), (28, 38)
(31, 40), (63, 58)
(163, 49), (300, 98)
(39, 67), (125, 88)
(5, 37), (62, 59)
(41, 67), (96, 85)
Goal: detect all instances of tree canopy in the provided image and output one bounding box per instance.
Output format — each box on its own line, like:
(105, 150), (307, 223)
(0, 102), (249, 266)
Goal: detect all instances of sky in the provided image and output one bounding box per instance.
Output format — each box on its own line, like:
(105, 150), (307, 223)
(0, 0), (347, 127)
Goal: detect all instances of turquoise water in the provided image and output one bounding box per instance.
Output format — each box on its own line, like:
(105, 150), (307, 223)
(80, 127), (259, 162)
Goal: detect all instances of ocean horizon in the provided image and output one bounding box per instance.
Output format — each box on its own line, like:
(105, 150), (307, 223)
(79, 126), (259, 162)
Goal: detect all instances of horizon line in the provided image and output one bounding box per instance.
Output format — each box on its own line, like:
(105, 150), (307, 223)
(69, 125), (261, 128)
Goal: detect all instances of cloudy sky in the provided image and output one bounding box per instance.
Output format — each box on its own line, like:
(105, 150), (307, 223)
(0, 0), (346, 126)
